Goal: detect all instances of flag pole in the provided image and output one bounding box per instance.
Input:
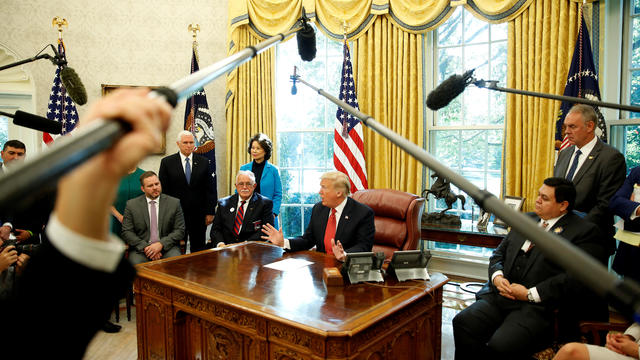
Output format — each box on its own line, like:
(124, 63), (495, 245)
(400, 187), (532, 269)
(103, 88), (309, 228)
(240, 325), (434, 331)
(291, 71), (640, 323)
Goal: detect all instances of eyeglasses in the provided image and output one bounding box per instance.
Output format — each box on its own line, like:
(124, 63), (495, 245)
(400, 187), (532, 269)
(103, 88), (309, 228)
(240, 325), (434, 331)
(236, 182), (253, 187)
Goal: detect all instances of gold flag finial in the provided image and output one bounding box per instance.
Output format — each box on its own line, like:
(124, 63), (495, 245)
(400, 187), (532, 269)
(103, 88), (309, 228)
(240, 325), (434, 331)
(342, 20), (348, 40)
(52, 17), (68, 39)
(188, 24), (200, 42)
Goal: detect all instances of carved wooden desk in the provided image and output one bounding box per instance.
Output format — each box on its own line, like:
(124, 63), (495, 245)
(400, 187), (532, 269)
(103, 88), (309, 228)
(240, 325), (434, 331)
(134, 242), (448, 360)
(421, 220), (507, 249)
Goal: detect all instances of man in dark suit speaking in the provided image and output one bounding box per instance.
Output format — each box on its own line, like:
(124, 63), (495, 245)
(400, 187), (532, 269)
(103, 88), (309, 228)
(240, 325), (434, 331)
(554, 104), (626, 255)
(452, 177), (607, 359)
(210, 170), (273, 247)
(121, 171), (185, 264)
(159, 130), (216, 252)
(261, 171), (374, 261)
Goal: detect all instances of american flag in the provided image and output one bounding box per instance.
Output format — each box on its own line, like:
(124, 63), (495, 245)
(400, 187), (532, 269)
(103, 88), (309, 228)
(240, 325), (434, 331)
(334, 40), (368, 191)
(184, 47), (218, 202)
(44, 40), (78, 145)
(555, 12), (606, 151)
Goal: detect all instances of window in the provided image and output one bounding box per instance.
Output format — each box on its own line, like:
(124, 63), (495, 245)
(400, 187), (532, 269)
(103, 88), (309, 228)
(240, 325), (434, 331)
(427, 7), (507, 257)
(612, 0), (640, 171)
(275, 28), (343, 237)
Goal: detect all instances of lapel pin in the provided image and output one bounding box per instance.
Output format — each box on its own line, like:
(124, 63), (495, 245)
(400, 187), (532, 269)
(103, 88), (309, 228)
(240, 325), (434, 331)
(345, 216), (349, 220)
(588, 156), (594, 160)
(553, 227), (563, 234)
(230, 207), (235, 212)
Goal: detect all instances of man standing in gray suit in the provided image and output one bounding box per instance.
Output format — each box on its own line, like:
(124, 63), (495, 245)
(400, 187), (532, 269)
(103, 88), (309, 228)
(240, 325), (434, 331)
(121, 171), (185, 264)
(554, 104), (626, 255)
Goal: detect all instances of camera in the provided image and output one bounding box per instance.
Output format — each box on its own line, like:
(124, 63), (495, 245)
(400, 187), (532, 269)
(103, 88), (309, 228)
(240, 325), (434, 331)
(2, 238), (41, 256)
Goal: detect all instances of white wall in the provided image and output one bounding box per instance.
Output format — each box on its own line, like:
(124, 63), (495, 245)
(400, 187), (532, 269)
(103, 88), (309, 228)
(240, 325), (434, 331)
(0, 0), (229, 192)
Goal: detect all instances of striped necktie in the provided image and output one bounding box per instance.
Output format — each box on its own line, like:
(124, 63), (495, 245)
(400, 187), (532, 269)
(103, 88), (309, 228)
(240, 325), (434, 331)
(233, 200), (247, 236)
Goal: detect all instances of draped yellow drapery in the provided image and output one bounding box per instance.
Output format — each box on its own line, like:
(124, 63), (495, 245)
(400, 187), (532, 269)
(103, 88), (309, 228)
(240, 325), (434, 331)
(505, 0), (580, 211)
(352, 15), (424, 194)
(225, 0), (538, 194)
(224, 27), (276, 194)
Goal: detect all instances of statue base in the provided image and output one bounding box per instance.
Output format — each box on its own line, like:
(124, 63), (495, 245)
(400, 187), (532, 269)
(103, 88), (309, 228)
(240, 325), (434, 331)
(422, 212), (462, 226)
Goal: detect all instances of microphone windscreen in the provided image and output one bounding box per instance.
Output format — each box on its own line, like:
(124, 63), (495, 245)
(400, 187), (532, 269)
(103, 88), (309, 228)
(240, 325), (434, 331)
(297, 24), (316, 62)
(426, 70), (474, 111)
(60, 66), (88, 105)
(13, 111), (62, 134)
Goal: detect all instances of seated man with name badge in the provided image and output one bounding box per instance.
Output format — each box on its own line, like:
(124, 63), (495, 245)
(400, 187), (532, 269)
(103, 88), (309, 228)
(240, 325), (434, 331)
(210, 170), (274, 247)
(121, 171), (185, 264)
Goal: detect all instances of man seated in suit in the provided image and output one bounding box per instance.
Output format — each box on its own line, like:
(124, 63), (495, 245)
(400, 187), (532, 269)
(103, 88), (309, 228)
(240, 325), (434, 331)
(261, 171), (374, 262)
(554, 104), (626, 255)
(452, 177), (608, 359)
(210, 170), (273, 247)
(121, 171), (185, 264)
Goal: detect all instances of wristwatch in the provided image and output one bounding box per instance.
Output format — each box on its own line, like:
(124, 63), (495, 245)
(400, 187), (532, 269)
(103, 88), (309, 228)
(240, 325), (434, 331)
(527, 288), (535, 303)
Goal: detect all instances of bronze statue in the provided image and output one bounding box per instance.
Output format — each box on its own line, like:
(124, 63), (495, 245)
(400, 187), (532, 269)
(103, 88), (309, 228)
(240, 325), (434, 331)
(422, 173), (466, 225)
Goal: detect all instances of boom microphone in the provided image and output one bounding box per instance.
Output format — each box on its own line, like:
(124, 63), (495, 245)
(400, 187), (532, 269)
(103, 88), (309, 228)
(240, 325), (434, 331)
(296, 8), (316, 61)
(0, 110), (62, 134)
(60, 66), (87, 106)
(426, 69), (475, 111)
(290, 66), (298, 95)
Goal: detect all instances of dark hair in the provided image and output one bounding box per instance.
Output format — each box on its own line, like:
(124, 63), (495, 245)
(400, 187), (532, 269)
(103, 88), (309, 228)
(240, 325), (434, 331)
(3, 140), (25, 151)
(543, 177), (576, 211)
(247, 133), (272, 161)
(139, 171), (158, 186)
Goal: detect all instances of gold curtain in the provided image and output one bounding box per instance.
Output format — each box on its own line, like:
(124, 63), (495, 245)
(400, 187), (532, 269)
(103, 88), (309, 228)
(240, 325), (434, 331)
(352, 15), (423, 194)
(505, 0), (579, 211)
(225, 26), (276, 194)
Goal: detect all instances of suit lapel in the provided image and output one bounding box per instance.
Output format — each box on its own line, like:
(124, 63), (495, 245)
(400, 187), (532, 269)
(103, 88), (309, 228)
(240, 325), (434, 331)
(157, 194), (166, 235)
(505, 214), (540, 274)
(556, 147), (573, 176)
(571, 140), (601, 184)
(244, 193), (257, 222)
(334, 198), (352, 242)
(140, 196), (150, 229)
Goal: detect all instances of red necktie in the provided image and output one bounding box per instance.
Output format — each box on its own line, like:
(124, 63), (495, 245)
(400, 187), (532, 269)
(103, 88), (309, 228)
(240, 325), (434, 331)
(323, 208), (337, 256)
(233, 200), (246, 236)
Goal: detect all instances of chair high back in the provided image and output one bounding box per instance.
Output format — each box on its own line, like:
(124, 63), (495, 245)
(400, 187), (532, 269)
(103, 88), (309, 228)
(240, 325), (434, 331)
(351, 189), (425, 262)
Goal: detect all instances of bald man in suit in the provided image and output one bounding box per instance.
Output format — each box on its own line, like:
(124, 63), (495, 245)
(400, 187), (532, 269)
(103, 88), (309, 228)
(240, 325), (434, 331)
(554, 104), (626, 255)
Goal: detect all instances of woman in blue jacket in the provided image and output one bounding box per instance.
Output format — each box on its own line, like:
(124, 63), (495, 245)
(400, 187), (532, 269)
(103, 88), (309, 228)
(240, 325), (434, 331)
(240, 133), (282, 228)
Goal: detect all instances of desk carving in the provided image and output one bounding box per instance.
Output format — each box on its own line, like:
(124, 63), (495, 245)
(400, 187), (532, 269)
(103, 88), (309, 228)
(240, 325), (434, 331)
(134, 242), (447, 360)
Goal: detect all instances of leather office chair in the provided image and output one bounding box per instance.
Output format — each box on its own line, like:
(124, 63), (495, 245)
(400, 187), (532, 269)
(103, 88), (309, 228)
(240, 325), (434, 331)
(351, 189), (425, 262)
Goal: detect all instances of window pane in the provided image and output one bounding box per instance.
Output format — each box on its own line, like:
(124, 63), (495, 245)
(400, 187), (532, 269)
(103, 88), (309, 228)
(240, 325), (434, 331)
(302, 133), (327, 168)
(635, 0), (640, 15)
(303, 206), (313, 231)
(633, 18), (640, 68)
(631, 70), (640, 118)
(437, 97), (463, 126)
(278, 132), (302, 168)
(464, 11), (489, 44)
(325, 132), (334, 168)
(624, 125), (640, 169)
(461, 131), (487, 170)
(432, 130), (461, 169)
(487, 130), (503, 171)
(491, 42), (508, 82)
(438, 47), (462, 81)
(464, 87), (489, 124)
(465, 44), (489, 79)
(438, 7), (463, 46)
(280, 169), (301, 204)
(302, 169), (323, 204)
(491, 23), (507, 42)
(0, 115), (8, 147)
(282, 206), (302, 237)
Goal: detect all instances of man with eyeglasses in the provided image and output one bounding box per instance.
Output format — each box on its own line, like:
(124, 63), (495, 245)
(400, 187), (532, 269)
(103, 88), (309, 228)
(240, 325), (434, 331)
(210, 170), (274, 247)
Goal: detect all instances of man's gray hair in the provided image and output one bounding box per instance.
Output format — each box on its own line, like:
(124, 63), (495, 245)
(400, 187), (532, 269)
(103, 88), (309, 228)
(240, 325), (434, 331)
(567, 104), (598, 126)
(177, 130), (194, 142)
(321, 171), (350, 196)
(236, 170), (256, 185)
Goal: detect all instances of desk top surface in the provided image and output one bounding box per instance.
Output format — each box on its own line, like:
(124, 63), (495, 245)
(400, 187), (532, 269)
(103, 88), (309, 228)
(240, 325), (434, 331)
(136, 242), (448, 333)
(422, 219), (508, 237)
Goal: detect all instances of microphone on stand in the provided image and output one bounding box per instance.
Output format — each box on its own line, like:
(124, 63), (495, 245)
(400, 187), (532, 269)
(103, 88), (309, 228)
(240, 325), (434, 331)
(0, 110), (62, 134)
(425, 69), (475, 111)
(290, 66), (298, 95)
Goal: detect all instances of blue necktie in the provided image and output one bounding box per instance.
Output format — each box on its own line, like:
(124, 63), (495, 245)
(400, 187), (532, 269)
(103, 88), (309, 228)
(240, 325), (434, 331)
(565, 149), (582, 181)
(185, 158), (191, 184)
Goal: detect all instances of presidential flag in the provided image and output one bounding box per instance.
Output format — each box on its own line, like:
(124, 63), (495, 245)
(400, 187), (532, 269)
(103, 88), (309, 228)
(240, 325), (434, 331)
(334, 40), (368, 191)
(555, 12), (606, 151)
(44, 39), (79, 145)
(184, 47), (218, 201)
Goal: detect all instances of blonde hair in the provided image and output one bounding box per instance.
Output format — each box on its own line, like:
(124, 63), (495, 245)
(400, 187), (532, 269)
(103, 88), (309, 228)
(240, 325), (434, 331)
(321, 171), (350, 196)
